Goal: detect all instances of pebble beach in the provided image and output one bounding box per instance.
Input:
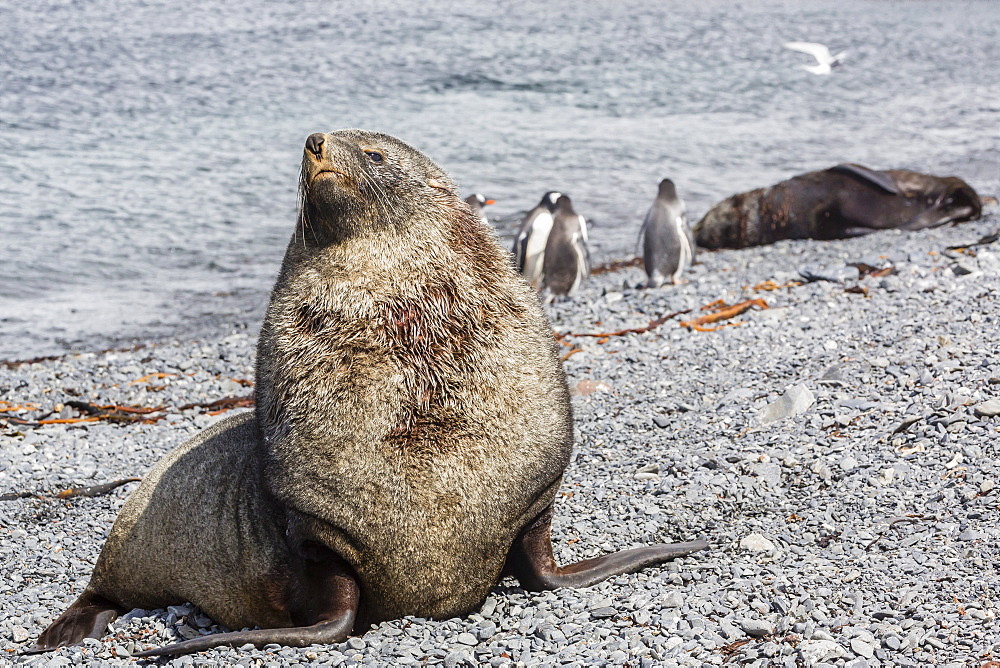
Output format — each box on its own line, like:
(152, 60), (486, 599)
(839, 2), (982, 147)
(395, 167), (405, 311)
(2, 211), (998, 667)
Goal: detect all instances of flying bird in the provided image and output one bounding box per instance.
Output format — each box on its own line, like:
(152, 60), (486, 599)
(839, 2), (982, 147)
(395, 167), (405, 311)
(783, 41), (847, 75)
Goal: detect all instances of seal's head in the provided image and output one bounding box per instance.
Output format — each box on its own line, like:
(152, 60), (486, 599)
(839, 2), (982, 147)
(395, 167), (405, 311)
(299, 129), (461, 243)
(933, 177), (982, 223)
(892, 172), (982, 229)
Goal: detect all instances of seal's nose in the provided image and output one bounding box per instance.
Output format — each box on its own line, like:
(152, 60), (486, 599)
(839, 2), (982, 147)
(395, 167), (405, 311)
(305, 133), (325, 159)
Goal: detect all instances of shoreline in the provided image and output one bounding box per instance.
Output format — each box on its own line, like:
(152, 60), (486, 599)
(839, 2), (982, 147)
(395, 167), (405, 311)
(2, 214), (999, 666)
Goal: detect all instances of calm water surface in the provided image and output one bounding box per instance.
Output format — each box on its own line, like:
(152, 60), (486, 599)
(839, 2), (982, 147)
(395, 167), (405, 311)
(2, 0), (999, 358)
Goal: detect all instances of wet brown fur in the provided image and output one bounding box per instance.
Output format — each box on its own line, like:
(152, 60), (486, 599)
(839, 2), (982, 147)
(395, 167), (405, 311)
(694, 165), (981, 249)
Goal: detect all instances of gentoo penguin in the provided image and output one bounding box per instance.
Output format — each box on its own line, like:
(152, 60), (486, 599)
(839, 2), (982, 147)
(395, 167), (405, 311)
(464, 193), (496, 225)
(542, 195), (590, 295)
(640, 178), (694, 288)
(513, 191), (562, 288)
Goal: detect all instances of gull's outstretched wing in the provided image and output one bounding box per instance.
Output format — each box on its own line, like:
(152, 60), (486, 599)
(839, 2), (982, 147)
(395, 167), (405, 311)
(783, 41), (833, 64)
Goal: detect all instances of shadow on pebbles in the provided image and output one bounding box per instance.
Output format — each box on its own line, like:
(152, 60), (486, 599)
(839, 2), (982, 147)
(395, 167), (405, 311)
(2, 215), (999, 666)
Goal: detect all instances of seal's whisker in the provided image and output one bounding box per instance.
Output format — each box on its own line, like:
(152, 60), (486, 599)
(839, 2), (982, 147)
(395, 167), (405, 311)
(357, 168), (390, 217)
(296, 166), (312, 248)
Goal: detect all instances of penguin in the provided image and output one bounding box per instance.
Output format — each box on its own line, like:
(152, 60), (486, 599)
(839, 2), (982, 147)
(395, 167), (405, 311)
(513, 191), (562, 288)
(464, 193), (496, 225)
(640, 178), (695, 288)
(542, 195), (590, 295)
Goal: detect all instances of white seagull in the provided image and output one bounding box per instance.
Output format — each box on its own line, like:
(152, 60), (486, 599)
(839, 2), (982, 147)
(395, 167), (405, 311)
(783, 41), (848, 75)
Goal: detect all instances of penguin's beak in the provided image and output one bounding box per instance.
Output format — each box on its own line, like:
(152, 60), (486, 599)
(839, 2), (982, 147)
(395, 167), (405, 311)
(485, 199), (496, 205)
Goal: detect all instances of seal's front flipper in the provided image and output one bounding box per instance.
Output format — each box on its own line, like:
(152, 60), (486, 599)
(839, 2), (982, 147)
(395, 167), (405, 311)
(506, 506), (708, 591)
(136, 550), (361, 657)
(900, 203), (976, 231)
(829, 164), (901, 195)
(27, 589), (123, 653)
(841, 227), (880, 238)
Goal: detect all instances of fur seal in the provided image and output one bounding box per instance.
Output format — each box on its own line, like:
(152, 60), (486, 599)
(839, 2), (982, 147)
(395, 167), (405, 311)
(694, 163), (982, 250)
(464, 193), (495, 225)
(33, 130), (707, 657)
(542, 195), (590, 295)
(640, 179), (695, 288)
(513, 191), (562, 288)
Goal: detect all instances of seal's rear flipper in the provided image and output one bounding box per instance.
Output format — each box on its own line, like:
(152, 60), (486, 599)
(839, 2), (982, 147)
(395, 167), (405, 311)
(505, 506), (708, 590)
(829, 164), (901, 195)
(27, 590), (123, 653)
(136, 552), (360, 657)
(133, 615), (357, 657)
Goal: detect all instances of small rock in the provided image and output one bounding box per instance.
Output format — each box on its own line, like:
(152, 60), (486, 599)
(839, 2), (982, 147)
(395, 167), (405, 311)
(476, 621), (497, 640)
(652, 415), (670, 429)
(892, 416), (921, 434)
(634, 463), (660, 480)
(11, 626), (29, 643)
(817, 363), (849, 386)
(662, 591), (684, 608)
(740, 619), (774, 637)
(456, 632), (478, 646)
(759, 384), (814, 424)
(958, 529), (982, 541)
(951, 260), (977, 276)
(444, 650), (468, 668)
(973, 399), (1000, 417)
(850, 638), (874, 658)
(718, 387), (754, 407)
(740, 533), (776, 554)
(799, 639), (846, 662)
(590, 607), (617, 619)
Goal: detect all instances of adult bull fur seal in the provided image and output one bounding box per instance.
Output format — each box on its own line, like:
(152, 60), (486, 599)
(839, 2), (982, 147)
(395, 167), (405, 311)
(33, 130), (707, 657)
(694, 163), (982, 249)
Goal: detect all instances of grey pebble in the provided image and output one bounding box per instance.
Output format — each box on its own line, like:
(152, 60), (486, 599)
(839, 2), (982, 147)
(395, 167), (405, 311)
(759, 383), (814, 424)
(740, 618), (774, 637)
(589, 607), (617, 619)
(973, 398), (1000, 417)
(850, 637), (874, 658)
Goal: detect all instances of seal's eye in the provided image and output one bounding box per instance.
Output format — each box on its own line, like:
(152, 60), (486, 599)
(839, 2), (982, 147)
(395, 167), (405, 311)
(365, 151), (384, 164)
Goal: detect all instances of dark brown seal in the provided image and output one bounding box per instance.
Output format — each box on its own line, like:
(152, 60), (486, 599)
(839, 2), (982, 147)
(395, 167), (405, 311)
(33, 130), (707, 657)
(694, 163), (982, 249)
